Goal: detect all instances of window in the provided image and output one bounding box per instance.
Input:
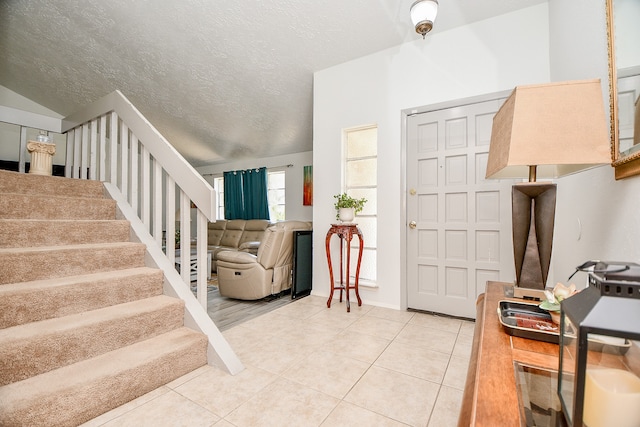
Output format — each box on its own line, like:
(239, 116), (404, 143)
(213, 177), (224, 220)
(268, 170), (286, 221)
(345, 126), (377, 284)
(212, 170), (285, 220)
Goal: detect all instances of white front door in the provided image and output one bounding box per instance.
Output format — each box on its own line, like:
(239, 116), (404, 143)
(406, 97), (514, 318)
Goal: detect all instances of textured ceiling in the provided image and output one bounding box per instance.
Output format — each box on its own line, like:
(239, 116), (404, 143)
(0, 0), (546, 166)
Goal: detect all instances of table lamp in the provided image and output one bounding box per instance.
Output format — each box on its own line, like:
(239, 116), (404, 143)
(486, 79), (611, 299)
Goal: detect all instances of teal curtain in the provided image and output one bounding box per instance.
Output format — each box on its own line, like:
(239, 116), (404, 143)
(223, 167), (269, 220)
(243, 167), (269, 220)
(223, 171), (244, 219)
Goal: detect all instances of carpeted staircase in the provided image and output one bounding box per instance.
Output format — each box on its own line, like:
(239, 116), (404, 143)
(0, 170), (208, 426)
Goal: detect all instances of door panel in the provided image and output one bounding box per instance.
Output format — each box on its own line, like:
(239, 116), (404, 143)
(406, 98), (514, 318)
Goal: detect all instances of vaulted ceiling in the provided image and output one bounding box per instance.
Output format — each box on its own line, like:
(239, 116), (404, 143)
(0, 0), (546, 166)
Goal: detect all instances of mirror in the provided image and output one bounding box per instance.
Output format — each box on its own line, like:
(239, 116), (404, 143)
(607, 0), (640, 179)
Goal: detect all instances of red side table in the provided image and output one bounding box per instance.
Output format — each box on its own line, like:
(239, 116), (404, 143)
(325, 223), (364, 312)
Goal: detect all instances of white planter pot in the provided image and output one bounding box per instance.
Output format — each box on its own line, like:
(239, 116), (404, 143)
(338, 207), (355, 223)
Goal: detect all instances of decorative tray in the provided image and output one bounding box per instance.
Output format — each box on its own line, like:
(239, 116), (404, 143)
(498, 301), (634, 352)
(497, 300), (560, 344)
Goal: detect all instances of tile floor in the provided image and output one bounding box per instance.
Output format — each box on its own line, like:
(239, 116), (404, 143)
(82, 295), (475, 427)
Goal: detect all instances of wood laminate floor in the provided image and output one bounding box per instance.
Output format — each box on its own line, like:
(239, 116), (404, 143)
(192, 276), (299, 331)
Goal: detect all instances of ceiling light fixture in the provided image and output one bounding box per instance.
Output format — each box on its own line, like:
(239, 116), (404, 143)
(410, 0), (438, 39)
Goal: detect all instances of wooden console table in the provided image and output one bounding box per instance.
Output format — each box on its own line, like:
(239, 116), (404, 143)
(325, 223), (363, 312)
(459, 281), (560, 426)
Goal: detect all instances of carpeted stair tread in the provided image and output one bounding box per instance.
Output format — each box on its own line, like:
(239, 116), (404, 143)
(0, 193), (116, 220)
(0, 169), (105, 199)
(0, 242), (147, 284)
(0, 171), (210, 426)
(0, 327), (208, 427)
(0, 267), (163, 328)
(0, 219), (131, 247)
(0, 295), (185, 386)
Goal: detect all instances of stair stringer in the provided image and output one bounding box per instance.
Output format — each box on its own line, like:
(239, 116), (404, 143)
(102, 182), (244, 375)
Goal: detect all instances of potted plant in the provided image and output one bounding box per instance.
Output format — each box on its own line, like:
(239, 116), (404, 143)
(333, 193), (367, 222)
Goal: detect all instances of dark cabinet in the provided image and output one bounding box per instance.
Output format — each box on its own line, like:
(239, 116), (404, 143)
(292, 230), (312, 299)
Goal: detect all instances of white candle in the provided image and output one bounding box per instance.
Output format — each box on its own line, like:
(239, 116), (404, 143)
(583, 368), (640, 427)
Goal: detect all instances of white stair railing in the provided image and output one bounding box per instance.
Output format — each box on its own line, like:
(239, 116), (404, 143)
(61, 90), (213, 308)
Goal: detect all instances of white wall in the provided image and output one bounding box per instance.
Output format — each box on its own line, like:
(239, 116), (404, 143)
(0, 85), (64, 117)
(196, 151), (313, 222)
(0, 84), (67, 164)
(549, 0), (640, 284)
(313, 4), (551, 309)
(615, 0), (640, 70)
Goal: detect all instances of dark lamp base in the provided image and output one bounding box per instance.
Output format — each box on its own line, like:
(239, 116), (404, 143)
(512, 182), (557, 292)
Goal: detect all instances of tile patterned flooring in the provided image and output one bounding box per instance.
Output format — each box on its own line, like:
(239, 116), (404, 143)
(82, 295), (475, 427)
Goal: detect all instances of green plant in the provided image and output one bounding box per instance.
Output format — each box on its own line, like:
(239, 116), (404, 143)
(540, 282), (578, 311)
(333, 193), (367, 220)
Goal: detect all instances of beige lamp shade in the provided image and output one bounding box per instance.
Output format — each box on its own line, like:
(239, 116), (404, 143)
(486, 79), (611, 179)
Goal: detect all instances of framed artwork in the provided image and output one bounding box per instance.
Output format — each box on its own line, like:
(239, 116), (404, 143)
(303, 165), (313, 206)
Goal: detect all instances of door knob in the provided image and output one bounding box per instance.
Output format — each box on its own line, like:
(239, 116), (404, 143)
(409, 221), (417, 229)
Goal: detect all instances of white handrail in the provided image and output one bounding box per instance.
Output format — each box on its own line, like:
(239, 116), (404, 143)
(0, 105), (62, 133)
(59, 90), (215, 309)
(62, 90), (215, 219)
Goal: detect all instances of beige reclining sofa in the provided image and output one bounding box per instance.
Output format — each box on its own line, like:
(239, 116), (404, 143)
(207, 219), (271, 273)
(216, 220), (312, 300)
